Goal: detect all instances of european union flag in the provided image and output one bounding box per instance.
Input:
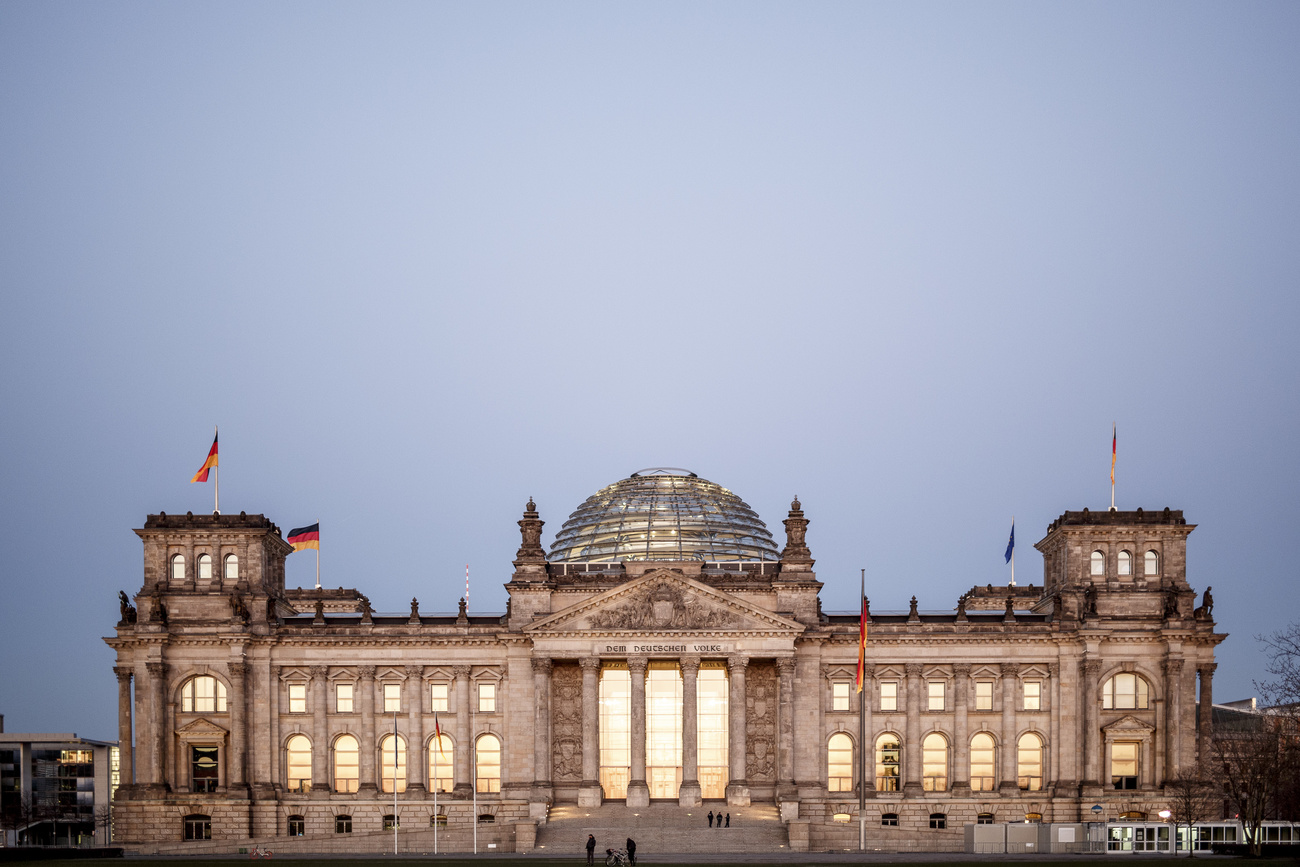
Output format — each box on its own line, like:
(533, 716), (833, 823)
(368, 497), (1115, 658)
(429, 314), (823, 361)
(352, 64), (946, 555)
(1004, 522), (1014, 563)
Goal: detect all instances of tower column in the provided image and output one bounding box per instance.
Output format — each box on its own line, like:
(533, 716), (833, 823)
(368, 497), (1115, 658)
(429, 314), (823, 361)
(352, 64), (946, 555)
(531, 657), (553, 815)
(358, 665), (378, 794)
(903, 663), (923, 795)
(951, 663), (970, 794)
(146, 661), (167, 789)
(1163, 657), (1184, 782)
(114, 666), (134, 787)
(726, 655), (750, 806)
(310, 665), (329, 793)
(1197, 664), (1216, 766)
(776, 657), (798, 799)
(679, 656), (701, 807)
(626, 658), (650, 807)
(406, 665), (426, 797)
(998, 663), (1020, 793)
(1081, 659), (1102, 789)
(578, 658), (602, 806)
(1047, 662), (1061, 792)
(452, 666), (472, 799)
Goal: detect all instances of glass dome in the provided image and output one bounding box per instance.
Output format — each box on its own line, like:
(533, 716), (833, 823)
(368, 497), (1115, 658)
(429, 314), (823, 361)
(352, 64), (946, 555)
(548, 468), (780, 563)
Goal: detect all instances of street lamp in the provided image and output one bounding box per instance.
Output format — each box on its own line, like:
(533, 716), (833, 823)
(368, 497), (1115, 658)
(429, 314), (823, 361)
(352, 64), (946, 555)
(1158, 809), (1173, 855)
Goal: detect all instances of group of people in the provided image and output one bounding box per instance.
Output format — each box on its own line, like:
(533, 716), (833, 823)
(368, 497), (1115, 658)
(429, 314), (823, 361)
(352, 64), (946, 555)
(706, 810), (730, 828)
(586, 834), (636, 867)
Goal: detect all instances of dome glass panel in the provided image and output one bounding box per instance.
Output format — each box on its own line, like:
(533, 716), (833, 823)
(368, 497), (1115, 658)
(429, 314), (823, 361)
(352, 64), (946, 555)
(548, 468), (779, 563)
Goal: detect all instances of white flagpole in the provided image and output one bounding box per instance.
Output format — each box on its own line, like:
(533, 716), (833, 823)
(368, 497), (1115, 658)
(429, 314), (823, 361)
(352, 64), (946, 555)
(472, 704), (478, 854)
(1010, 516), (1015, 587)
(315, 545), (321, 590)
(433, 728), (439, 855)
(213, 425), (219, 514)
(393, 710), (399, 855)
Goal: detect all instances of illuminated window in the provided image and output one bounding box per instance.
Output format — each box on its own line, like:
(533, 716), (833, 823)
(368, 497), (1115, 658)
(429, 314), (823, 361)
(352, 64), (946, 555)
(428, 735), (453, 793)
(1017, 733), (1043, 791)
(880, 681), (898, 712)
(599, 666), (631, 799)
(921, 733), (947, 791)
(336, 683), (353, 713)
(1091, 551), (1105, 576)
(286, 735), (311, 792)
(191, 746), (218, 792)
(197, 554), (212, 581)
(1102, 673), (1150, 709)
(828, 733), (853, 792)
(975, 680), (993, 710)
(1144, 550), (1159, 577)
(875, 734), (900, 792)
(430, 683), (449, 712)
(478, 683), (496, 712)
(171, 554), (185, 582)
(1110, 742), (1138, 789)
(379, 734), (407, 793)
(476, 734), (501, 793)
(288, 683), (307, 714)
(928, 680), (945, 711)
(1118, 550), (1132, 576)
(223, 554), (239, 581)
(1023, 681), (1041, 711)
(333, 735), (359, 793)
(970, 732), (995, 791)
(181, 676), (227, 713)
(646, 664), (683, 799)
(383, 683), (401, 713)
(833, 681), (851, 711)
(697, 664), (729, 799)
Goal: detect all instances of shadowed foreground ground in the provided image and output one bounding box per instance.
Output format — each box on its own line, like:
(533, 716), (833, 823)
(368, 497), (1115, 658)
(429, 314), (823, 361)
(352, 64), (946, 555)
(0, 856), (1279, 867)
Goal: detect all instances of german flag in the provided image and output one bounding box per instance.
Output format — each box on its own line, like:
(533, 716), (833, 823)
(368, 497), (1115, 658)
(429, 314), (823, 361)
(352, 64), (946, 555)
(855, 594), (869, 692)
(287, 523), (319, 552)
(190, 431), (218, 483)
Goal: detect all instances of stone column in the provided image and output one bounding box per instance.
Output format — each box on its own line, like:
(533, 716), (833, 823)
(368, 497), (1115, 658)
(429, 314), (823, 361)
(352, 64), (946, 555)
(309, 665), (329, 793)
(776, 657), (797, 801)
(578, 658), (602, 806)
(1081, 659), (1102, 789)
(903, 663), (923, 795)
(998, 663), (1019, 793)
(406, 665), (425, 797)
(951, 663), (970, 794)
(679, 656), (702, 806)
(146, 661), (167, 789)
(114, 666), (134, 787)
(726, 655), (751, 806)
(452, 665), (472, 799)
(1197, 664), (1215, 766)
(1048, 662), (1060, 792)
(531, 657), (553, 813)
(358, 665), (378, 794)
(1163, 657), (1184, 783)
(627, 658), (650, 807)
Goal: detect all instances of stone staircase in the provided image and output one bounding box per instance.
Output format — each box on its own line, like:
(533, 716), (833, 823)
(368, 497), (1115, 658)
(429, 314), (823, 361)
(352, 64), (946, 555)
(536, 803), (789, 857)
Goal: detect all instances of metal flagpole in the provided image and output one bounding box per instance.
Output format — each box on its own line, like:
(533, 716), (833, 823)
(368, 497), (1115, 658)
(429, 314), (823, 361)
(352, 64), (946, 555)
(393, 710), (399, 855)
(1010, 517), (1015, 587)
(433, 727), (439, 855)
(859, 567), (866, 852)
(315, 545), (321, 590)
(1110, 423), (1117, 511)
(213, 426), (219, 514)
(472, 704), (478, 854)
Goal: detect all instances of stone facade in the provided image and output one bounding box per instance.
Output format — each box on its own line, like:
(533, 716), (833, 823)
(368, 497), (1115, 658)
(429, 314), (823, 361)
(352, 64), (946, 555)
(105, 497), (1223, 852)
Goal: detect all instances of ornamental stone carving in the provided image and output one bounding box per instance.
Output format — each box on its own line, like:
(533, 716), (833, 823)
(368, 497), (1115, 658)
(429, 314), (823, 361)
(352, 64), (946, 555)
(745, 661), (777, 783)
(587, 581), (738, 630)
(550, 663), (583, 783)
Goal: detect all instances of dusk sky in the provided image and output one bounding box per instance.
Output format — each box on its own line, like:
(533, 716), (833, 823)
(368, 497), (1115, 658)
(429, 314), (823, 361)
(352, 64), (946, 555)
(2, 2), (1297, 740)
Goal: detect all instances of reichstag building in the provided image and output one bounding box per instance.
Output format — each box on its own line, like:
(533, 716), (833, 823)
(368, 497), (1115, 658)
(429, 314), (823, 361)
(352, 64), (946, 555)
(105, 468), (1224, 852)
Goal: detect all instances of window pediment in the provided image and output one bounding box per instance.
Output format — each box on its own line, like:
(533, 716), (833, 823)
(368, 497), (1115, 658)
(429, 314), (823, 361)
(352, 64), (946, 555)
(176, 718), (229, 739)
(1101, 714), (1155, 736)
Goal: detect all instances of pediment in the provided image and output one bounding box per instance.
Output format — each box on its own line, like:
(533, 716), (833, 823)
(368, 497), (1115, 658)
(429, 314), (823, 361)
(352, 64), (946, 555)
(176, 718), (228, 737)
(526, 569), (804, 635)
(1102, 714), (1155, 735)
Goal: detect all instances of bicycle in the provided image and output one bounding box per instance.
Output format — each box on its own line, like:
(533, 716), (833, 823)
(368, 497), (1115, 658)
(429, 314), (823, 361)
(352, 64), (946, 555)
(604, 848), (629, 866)
(249, 846), (273, 858)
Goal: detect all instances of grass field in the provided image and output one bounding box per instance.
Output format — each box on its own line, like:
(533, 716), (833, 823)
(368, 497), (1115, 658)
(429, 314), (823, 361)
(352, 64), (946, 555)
(2, 858), (1298, 867)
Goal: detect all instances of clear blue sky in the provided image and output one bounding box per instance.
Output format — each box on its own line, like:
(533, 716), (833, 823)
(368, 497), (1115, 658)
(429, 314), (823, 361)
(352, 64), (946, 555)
(2, 2), (1297, 738)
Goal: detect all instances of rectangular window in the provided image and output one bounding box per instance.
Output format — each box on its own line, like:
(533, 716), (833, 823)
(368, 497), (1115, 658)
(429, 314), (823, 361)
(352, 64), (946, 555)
(478, 682), (495, 712)
(288, 683), (307, 714)
(430, 683), (449, 712)
(928, 681), (945, 711)
(880, 681), (898, 712)
(1023, 681), (1041, 711)
(336, 683), (353, 713)
(832, 681), (851, 711)
(975, 680), (994, 710)
(599, 666), (631, 799)
(191, 746), (219, 793)
(1110, 742), (1139, 789)
(383, 683), (401, 713)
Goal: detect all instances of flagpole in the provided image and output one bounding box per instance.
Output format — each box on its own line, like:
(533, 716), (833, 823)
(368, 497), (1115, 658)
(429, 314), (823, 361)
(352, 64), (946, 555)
(1010, 516), (1015, 587)
(315, 546), (320, 590)
(393, 710), (399, 855)
(213, 425), (219, 514)
(859, 567), (866, 852)
(433, 727), (439, 855)
(1110, 423), (1117, 511)
(472, 704), (478, 855)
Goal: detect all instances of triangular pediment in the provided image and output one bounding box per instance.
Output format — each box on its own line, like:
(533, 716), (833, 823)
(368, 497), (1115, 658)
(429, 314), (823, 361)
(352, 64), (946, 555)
(176, 718), (228, 737)
(1102, 714), (1155, 735)
(526, 569), (804, 635)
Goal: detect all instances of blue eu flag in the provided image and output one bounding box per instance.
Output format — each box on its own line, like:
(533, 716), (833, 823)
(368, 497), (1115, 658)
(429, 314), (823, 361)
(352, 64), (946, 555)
(1004, 522), (1014, 563)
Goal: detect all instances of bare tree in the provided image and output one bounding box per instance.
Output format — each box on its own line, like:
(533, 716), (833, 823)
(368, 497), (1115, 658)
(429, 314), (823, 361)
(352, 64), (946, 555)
(1259, 622), (1300, 707)
(94, 804), (114, 844)
(1165, 769), (1216, 856)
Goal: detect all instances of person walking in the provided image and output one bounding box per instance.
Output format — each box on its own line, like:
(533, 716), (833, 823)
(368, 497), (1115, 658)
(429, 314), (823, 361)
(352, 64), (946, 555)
(725, 813), (730, 828)
(626, 837), (637, 866)
(586, 834), (596, 865)
(707, 810), (713, 828)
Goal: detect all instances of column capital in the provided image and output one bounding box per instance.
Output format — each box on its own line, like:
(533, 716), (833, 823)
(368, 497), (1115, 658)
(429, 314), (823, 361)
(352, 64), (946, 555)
(680, 656), (701, 676)
(406, 664), (425, 678)
(952, 663), (972, 677)
(532, 657), (553, 676)
(1000, 662), (1021, 678)
(904, 662), (923, 677)
(1081, 659), (1102, 677)
(358, 664), (377, 680)
(452, 665), (472, 679)
(1198, 663), (1217, 677)
(309, 665), (329, 680)
(727, 655), (749, 674)
(1164, 657), (1185, 675)
(146, 661), (167, 678)
(775, 657), (796, 677)
(579, 657), (601, 673)
(1048, 662), (1060, 678)
(627, 658), (648, 676)
(114, 666), (134, 683)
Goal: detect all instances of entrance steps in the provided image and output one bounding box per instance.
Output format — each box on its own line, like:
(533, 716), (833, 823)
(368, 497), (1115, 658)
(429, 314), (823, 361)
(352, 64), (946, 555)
(537, 802), (789, 856)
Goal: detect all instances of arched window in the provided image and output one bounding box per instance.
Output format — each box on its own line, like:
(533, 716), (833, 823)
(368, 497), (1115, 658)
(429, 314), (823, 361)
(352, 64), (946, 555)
(171, 554), (186, 582)
(181, 676), (227, 713)
(286, 735), (312, 793)
(183, 813), (211, 840)
(875, 733), (900, 792)
(1144, 550), (1159, 577)
(333, 735), (359, 793)
(224, 554), (239, 581)
(476, 734), (501, 793)
(197, 553), (213, 581)
(379, 734), (407, 793)
(929, 812), (947, 830)
(827, 733), (853, 792)
(921, 733), (948, 791)
(1090, 551), (1105, 576)
(1102, 673), (1150, 709)
(286, 815), (304, 836)
(1117, 550), (1132, 576)
(1017, 732), (1043, 791)
(970, 732), (996, 791)
(428, 735), (453, 793)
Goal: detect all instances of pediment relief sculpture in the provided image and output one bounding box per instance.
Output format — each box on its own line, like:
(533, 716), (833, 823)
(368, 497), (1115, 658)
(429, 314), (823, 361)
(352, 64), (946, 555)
(588, 580), (739, 630)
(1102, 714), (1155, 735)
(176, 718), (229, 738)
